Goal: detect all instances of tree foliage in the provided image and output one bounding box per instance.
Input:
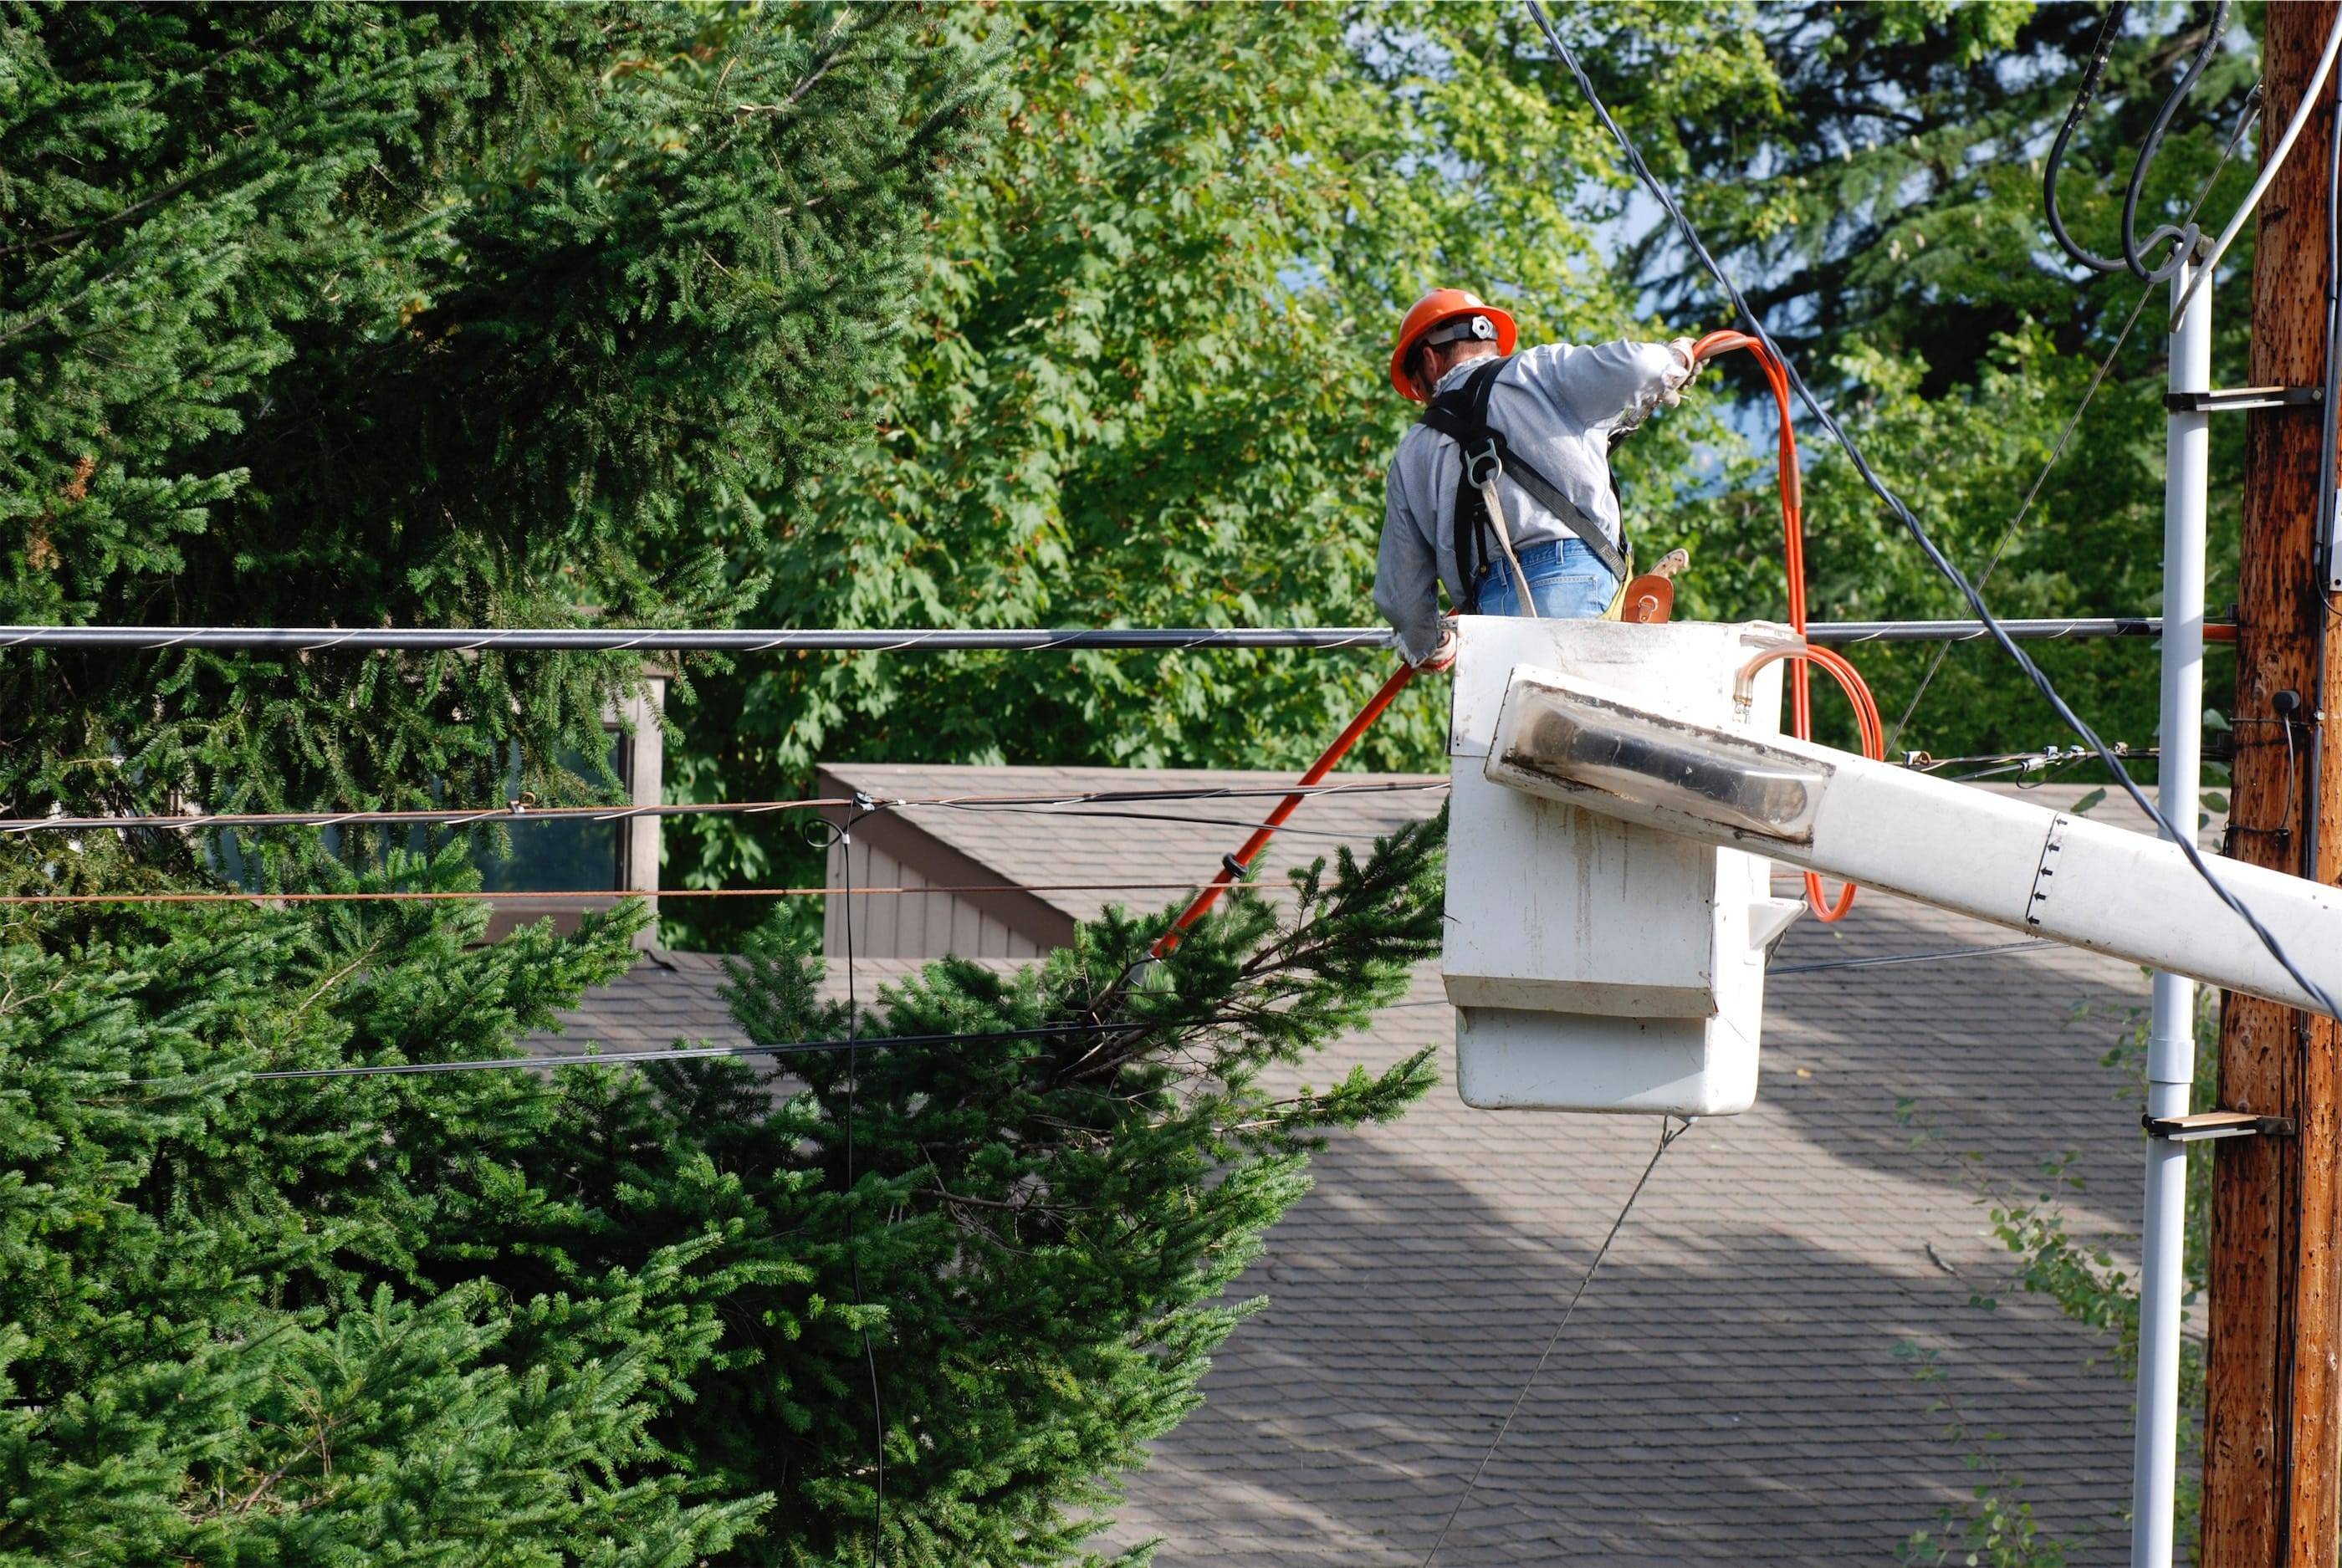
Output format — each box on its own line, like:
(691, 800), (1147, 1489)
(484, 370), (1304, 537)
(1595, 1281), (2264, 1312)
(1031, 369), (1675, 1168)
(0, 872), (768, 1565)
(1613, 0), (2258, 766)
(0, 0), (988, 834)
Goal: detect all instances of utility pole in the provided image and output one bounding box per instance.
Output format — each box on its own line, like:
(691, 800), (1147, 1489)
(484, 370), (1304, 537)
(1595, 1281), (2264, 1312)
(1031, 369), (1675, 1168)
(2201, 4), (2342, 1565)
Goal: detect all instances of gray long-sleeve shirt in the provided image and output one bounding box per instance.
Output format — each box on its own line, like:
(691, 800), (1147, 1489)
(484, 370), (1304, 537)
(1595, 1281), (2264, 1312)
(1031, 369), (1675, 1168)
(1374, 339), (1681, 662)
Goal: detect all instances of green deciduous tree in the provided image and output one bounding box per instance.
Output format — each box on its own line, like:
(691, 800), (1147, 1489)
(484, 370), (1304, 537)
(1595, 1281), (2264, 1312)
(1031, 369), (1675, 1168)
(1582, 0), (2258, 764)
(667, 0), (1744, 942)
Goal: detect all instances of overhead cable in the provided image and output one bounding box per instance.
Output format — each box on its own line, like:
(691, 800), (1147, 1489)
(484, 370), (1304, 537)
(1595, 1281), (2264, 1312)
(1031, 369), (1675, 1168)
(1767, 939), (2061, 976)
(0, 779), (1447, 838)
(2123, 1), (2237, 280)
(1419, 1116), (1694, 1565)
(172, 1017), (1231, 1084)
(0, 617), (2222, 653)
(0, 625), (1396, 653)
(1523, 0), (2342, 1022)
(1815, 615), (2215, 644)
(0, 881), (1245, 908)
(2043, 1), (2242, 283)
(1895, 84), (2261, 750)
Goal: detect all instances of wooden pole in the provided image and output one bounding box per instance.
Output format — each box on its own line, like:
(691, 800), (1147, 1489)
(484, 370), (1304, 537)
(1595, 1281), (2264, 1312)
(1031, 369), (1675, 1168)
(2201, 4), (2342, 1563)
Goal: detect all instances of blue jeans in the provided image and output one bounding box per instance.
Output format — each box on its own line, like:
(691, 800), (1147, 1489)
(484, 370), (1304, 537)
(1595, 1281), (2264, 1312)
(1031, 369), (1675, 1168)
(1473, 537), (1618, 621)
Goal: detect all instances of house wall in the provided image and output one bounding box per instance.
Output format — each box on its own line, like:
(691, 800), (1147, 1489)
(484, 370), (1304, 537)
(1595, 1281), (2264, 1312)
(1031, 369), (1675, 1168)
(812, 771), (1075, 961)
(822, 837), (1047, 960)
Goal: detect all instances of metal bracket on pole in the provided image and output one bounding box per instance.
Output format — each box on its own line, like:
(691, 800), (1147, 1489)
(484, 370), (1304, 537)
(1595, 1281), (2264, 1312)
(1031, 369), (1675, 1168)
(2163, 386), (2324, 413)
(2143, 1111), (2299, 1142)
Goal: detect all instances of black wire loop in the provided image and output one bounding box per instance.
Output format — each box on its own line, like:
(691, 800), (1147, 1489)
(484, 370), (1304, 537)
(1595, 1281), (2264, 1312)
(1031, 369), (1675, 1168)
(2043, 1), (2244, 283)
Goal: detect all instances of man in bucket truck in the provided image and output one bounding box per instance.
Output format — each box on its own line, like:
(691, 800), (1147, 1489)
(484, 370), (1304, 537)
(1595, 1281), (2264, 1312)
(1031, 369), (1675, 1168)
(1375, 288), (1700, 670)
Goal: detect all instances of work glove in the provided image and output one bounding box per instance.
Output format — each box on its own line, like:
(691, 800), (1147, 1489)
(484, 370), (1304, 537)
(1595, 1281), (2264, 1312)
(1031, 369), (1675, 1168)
(1659, 337), (1701, 406)
(1416, 622), (1460, 673)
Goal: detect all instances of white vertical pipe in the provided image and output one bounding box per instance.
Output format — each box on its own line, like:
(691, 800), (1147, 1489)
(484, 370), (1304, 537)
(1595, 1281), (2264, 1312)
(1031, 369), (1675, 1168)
(2132, 250), (2210, 1568)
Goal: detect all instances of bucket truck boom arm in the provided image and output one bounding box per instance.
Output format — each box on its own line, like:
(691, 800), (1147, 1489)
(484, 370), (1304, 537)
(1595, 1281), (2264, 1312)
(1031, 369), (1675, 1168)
(1484, 664), (2342, 1016)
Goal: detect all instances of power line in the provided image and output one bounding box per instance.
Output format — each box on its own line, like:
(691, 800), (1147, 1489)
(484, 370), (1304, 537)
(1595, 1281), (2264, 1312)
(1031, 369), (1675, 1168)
(180, 1017), (1230, 1084)
(0, 779), (1448, 838)
(1420, 1115), (1694, 1565)
(1810, 615), (2217, 645)
(1890, 86), (2257, 752)
(0, 616), (2227, 653)
(0, 625), (1397, 653)
(1767, 939), (2061, 976)
(2043, 0), (2242, 283)
(1523, 0), (2342, 1024)
(0, 881), (1245, 908)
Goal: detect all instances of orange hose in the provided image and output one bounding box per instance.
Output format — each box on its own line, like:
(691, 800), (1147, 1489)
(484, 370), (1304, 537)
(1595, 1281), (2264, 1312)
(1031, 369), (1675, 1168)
(1693, 329), (1884, 922)
(1153, 661), (1419, 956)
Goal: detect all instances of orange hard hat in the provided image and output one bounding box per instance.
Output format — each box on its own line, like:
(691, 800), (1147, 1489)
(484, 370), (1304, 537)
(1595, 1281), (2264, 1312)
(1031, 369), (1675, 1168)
(1389, 288), (1517, 401)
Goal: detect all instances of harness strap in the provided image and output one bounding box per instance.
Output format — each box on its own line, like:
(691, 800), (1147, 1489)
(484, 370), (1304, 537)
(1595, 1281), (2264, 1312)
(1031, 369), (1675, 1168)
(1418, 359), (1629, 586)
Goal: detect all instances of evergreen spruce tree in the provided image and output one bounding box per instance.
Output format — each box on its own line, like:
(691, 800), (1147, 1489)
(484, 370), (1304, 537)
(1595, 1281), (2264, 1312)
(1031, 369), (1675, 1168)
(0, 1), (988, 832)
(498, 810), (1450, 1565)
(0, 863), (770, 1564)
(1, 812), (1446, 1564)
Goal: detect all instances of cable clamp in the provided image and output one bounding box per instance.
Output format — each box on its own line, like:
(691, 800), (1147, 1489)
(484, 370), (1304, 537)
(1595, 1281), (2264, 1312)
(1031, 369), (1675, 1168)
(1220, 853), (1249, 881)
(2163, 386), (2322, 413)
(2143, 1110), (2296, 1142)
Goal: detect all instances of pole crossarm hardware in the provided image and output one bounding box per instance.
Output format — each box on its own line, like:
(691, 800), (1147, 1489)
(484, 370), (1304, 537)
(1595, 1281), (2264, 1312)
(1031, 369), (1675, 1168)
(2146, 1111), (2299, 1142)
(2165, 386), (2325, 412)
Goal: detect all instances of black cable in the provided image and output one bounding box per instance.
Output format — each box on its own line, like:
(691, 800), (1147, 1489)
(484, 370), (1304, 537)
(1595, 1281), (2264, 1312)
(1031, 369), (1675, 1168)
(2120, 1), (2234, 281)
(0, 778), (1452, 839)
(1523, 0), (2341, 1022)
(0, 624), (1398, 653)
(1908, 743), (2150, 773)
(2043, 0), (2135, 274)
(1951, 750), (2096, 784)
(2222, 718), (2298, 846)
(2043, 2), (2240, 282)
(1897, 85), (2262, 751)
(903, 803), (1372, 842)
(226, 1018), (1203, 1081)
(1767, 939), (2060, 976)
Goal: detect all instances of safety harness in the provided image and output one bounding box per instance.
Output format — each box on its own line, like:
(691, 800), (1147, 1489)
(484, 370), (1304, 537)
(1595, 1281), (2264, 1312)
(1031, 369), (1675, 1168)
(1414, 357), (1629, 608)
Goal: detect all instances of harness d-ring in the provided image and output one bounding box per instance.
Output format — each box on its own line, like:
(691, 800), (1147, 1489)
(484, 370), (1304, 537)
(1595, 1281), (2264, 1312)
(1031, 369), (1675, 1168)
(1463, 437), (1504, 490)
(1465, 441), (1539, 620)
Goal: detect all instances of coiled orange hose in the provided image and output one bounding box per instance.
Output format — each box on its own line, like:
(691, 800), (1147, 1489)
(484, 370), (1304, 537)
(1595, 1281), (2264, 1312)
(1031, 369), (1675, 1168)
(1692, 329), (1884, 921)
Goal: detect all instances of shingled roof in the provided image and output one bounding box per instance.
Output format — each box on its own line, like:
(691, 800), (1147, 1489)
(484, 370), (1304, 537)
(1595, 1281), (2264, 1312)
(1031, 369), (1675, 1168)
(529, 770), (2162, 1565)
